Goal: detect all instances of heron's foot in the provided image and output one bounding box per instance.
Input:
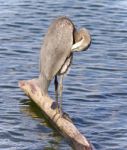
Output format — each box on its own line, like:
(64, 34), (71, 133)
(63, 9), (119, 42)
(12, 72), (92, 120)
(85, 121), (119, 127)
(62, 112), (73, 122)
(59, 107), (63, 117)
(51, 102), (72, 122)
(57, 109), (72, 122)
(56, 107), (63, 116)
(51, 102), (61, 114)
(55, 106), (72, 122)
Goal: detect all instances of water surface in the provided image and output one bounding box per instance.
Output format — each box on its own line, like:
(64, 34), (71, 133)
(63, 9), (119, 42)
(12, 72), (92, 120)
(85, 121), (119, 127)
(0, 0), (127, 149)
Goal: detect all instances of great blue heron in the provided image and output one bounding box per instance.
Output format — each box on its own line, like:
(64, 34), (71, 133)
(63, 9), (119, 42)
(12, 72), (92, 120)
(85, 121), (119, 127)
(39, 16), (91, 115)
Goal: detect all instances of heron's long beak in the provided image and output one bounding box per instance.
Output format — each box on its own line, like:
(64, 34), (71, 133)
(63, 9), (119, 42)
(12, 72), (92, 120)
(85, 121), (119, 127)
(71, 28), (91, 52)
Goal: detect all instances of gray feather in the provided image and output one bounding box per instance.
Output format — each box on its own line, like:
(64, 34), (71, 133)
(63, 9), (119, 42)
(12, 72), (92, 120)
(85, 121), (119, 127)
(40, 17), (74, 80)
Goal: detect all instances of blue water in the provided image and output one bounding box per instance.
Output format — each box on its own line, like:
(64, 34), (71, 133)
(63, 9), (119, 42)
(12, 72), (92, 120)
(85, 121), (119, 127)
(0, 0), (127, 149)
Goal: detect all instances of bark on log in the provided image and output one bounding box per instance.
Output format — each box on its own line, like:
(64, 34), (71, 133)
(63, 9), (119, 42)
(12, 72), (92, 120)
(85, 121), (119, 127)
(18, 79), (93, 150)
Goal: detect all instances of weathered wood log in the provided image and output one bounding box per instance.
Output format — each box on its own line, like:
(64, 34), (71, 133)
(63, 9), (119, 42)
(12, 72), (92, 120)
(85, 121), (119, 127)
(19, 79), (93, 150)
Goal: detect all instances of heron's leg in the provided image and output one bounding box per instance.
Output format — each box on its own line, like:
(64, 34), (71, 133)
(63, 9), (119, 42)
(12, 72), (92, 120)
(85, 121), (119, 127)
(54, 75), (59, 111)
(59, 75), (64, 115)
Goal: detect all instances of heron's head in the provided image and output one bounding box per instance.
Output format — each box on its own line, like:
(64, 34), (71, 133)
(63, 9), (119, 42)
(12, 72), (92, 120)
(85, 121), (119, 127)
(71, 28), (91, 52)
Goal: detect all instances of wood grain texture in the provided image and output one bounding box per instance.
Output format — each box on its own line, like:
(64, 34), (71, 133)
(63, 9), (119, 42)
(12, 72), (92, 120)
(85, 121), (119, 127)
(19, 79), (93, 150)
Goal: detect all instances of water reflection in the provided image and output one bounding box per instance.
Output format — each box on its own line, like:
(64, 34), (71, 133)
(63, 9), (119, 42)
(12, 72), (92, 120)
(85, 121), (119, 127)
(20, 99), (70, 150)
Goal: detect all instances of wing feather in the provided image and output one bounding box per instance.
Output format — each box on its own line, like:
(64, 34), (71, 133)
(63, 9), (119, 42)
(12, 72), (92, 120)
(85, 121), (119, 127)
(40, 17), (74, 80)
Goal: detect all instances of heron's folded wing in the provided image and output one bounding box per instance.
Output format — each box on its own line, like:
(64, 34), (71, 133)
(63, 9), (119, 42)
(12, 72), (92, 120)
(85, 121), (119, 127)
(40, 18), (74, 80)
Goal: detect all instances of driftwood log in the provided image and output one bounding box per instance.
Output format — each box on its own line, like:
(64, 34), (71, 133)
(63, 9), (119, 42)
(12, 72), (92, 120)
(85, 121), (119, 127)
(19, 79), (93, 150)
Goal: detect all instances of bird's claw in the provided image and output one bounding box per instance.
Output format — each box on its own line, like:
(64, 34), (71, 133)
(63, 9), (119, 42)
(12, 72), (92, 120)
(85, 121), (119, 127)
(52, 102), (72, 122)
(56, 108), (72, 122)
(62, 112), (73, 122)
(56, 107), (62, 116)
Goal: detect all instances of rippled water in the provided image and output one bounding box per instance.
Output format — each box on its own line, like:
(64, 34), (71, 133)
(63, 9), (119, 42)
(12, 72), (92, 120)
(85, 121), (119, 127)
(0, 0), (127, 149)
